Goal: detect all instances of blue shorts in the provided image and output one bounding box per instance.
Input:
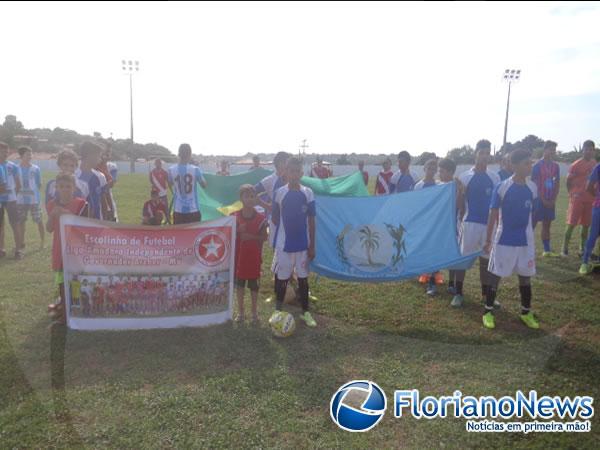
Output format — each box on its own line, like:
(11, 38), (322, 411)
(534, 204), (555, 223)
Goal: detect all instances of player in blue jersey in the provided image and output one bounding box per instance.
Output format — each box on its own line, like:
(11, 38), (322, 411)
(579, 161), (600, 275)
(271, 157), (317, 328)
(77, 141), (108, 220)
(483, 149), (540, 330)
(498, 153), (513, 181)
(531, 140), (561, 256)
(168, 143), (207, 224)
(0, 141), (22, 259)
(16, 146), (44, 251)
(451, 139), (501, 308)
(254, 151), (290, 303)
(389, 151), (418, 193)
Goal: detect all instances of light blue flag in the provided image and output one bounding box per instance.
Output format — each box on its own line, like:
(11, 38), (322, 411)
(310, 182), (480, 282)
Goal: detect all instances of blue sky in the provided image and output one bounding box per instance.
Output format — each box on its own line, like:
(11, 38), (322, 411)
(0, 1), (598, 156)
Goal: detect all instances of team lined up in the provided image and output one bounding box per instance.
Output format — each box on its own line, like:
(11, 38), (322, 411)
(371, 139), (600, 329)
(2, 138), (599, 330)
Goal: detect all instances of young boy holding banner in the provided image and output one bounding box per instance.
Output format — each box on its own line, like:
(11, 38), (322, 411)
(232, 184), (267, 323)
(46, 174), (89, 323)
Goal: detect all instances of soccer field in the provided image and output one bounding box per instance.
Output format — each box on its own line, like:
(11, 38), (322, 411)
(0, 173), (598, 449)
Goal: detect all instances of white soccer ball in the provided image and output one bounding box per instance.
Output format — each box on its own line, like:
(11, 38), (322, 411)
(269, 311), (296, 338)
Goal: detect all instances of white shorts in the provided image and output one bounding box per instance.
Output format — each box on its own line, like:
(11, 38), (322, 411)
(459, 221), (489, 258)
(488, 244), (536, 278)
(273, 249), (310, 279)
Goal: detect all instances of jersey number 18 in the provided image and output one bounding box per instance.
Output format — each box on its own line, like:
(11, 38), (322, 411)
(175, 174), (193, 194)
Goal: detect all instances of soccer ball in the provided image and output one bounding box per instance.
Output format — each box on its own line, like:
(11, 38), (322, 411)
(269, 311), (296, 338)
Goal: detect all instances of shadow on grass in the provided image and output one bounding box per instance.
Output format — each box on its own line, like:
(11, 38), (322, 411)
(4, 297), (600, 448)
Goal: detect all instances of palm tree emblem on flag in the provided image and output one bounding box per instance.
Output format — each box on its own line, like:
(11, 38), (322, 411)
(336, 223), (407, 274)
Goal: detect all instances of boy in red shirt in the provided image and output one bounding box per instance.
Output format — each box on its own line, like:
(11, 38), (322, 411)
(142, 189), (170, 225)
(46, 173), (89, 323)
(562, 140), (597, 256)
(375, 158), (394, 195)
(232, 184), (267, 323)
(150, 158), (169, 210)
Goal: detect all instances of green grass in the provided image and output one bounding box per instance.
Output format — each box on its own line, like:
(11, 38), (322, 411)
(0, 173), (599, 449)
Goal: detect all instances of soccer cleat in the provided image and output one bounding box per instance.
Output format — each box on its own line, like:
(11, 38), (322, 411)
(450, 295), (464, 308)
(300, 311), (317, 327)
(426, 285), (437, 297)
(560, 250), (569, 258)
(482, 312), (495, 329)
(234, 314), (244, 323)
(308, 291), (319, 302)
(447, 285), (456, 295)
(578, 263), (592, 275)
(264, 296), (273, 303)
(542, 251), (559, 258)
(520, 312), (539, 329)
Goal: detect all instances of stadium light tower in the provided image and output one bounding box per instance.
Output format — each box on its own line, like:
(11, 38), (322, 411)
(502, 68), (521, 151)
(121, 60), (140, 143)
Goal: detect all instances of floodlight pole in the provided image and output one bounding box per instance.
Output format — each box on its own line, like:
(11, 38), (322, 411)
(129, 73), (134, 143)
(501, 69), (520, 153)
(502, 81), (511, 148)
(121, 60), (139, 143)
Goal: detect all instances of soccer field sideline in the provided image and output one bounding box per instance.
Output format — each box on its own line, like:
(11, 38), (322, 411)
(0, 173), (598, 449)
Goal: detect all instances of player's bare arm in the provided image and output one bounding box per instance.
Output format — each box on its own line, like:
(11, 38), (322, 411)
(308, 215), (316, 261)
(484, 208), (499, 255)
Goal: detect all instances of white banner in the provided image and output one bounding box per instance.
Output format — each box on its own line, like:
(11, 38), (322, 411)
(60, 215), (236, 330)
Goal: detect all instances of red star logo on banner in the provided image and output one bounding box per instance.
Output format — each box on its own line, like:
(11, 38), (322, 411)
(195, 231), (228, 266)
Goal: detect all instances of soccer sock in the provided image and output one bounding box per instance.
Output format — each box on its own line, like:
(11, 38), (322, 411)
(485, 287), (497, 314)
(563, 225), (574, 253)
(428, 274), (436, 287)
(454, 270), (465, 295)
(485, 274), (501, 314)
(581, 226), (589, 253)
(479, 257), (490, 298)
(275, 278), (288, 311)
(518, 277), (532, 315)
(482, 284), (489, 299)
(455, 281), (463, 295)
(543, 239), (551, 252)
(297, 277), (309, 312)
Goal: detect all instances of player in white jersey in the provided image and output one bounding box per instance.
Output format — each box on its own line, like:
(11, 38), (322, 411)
(16, 146), (45, 251)
(168, 143), (207, 224)
(0, 141), (22, 259)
